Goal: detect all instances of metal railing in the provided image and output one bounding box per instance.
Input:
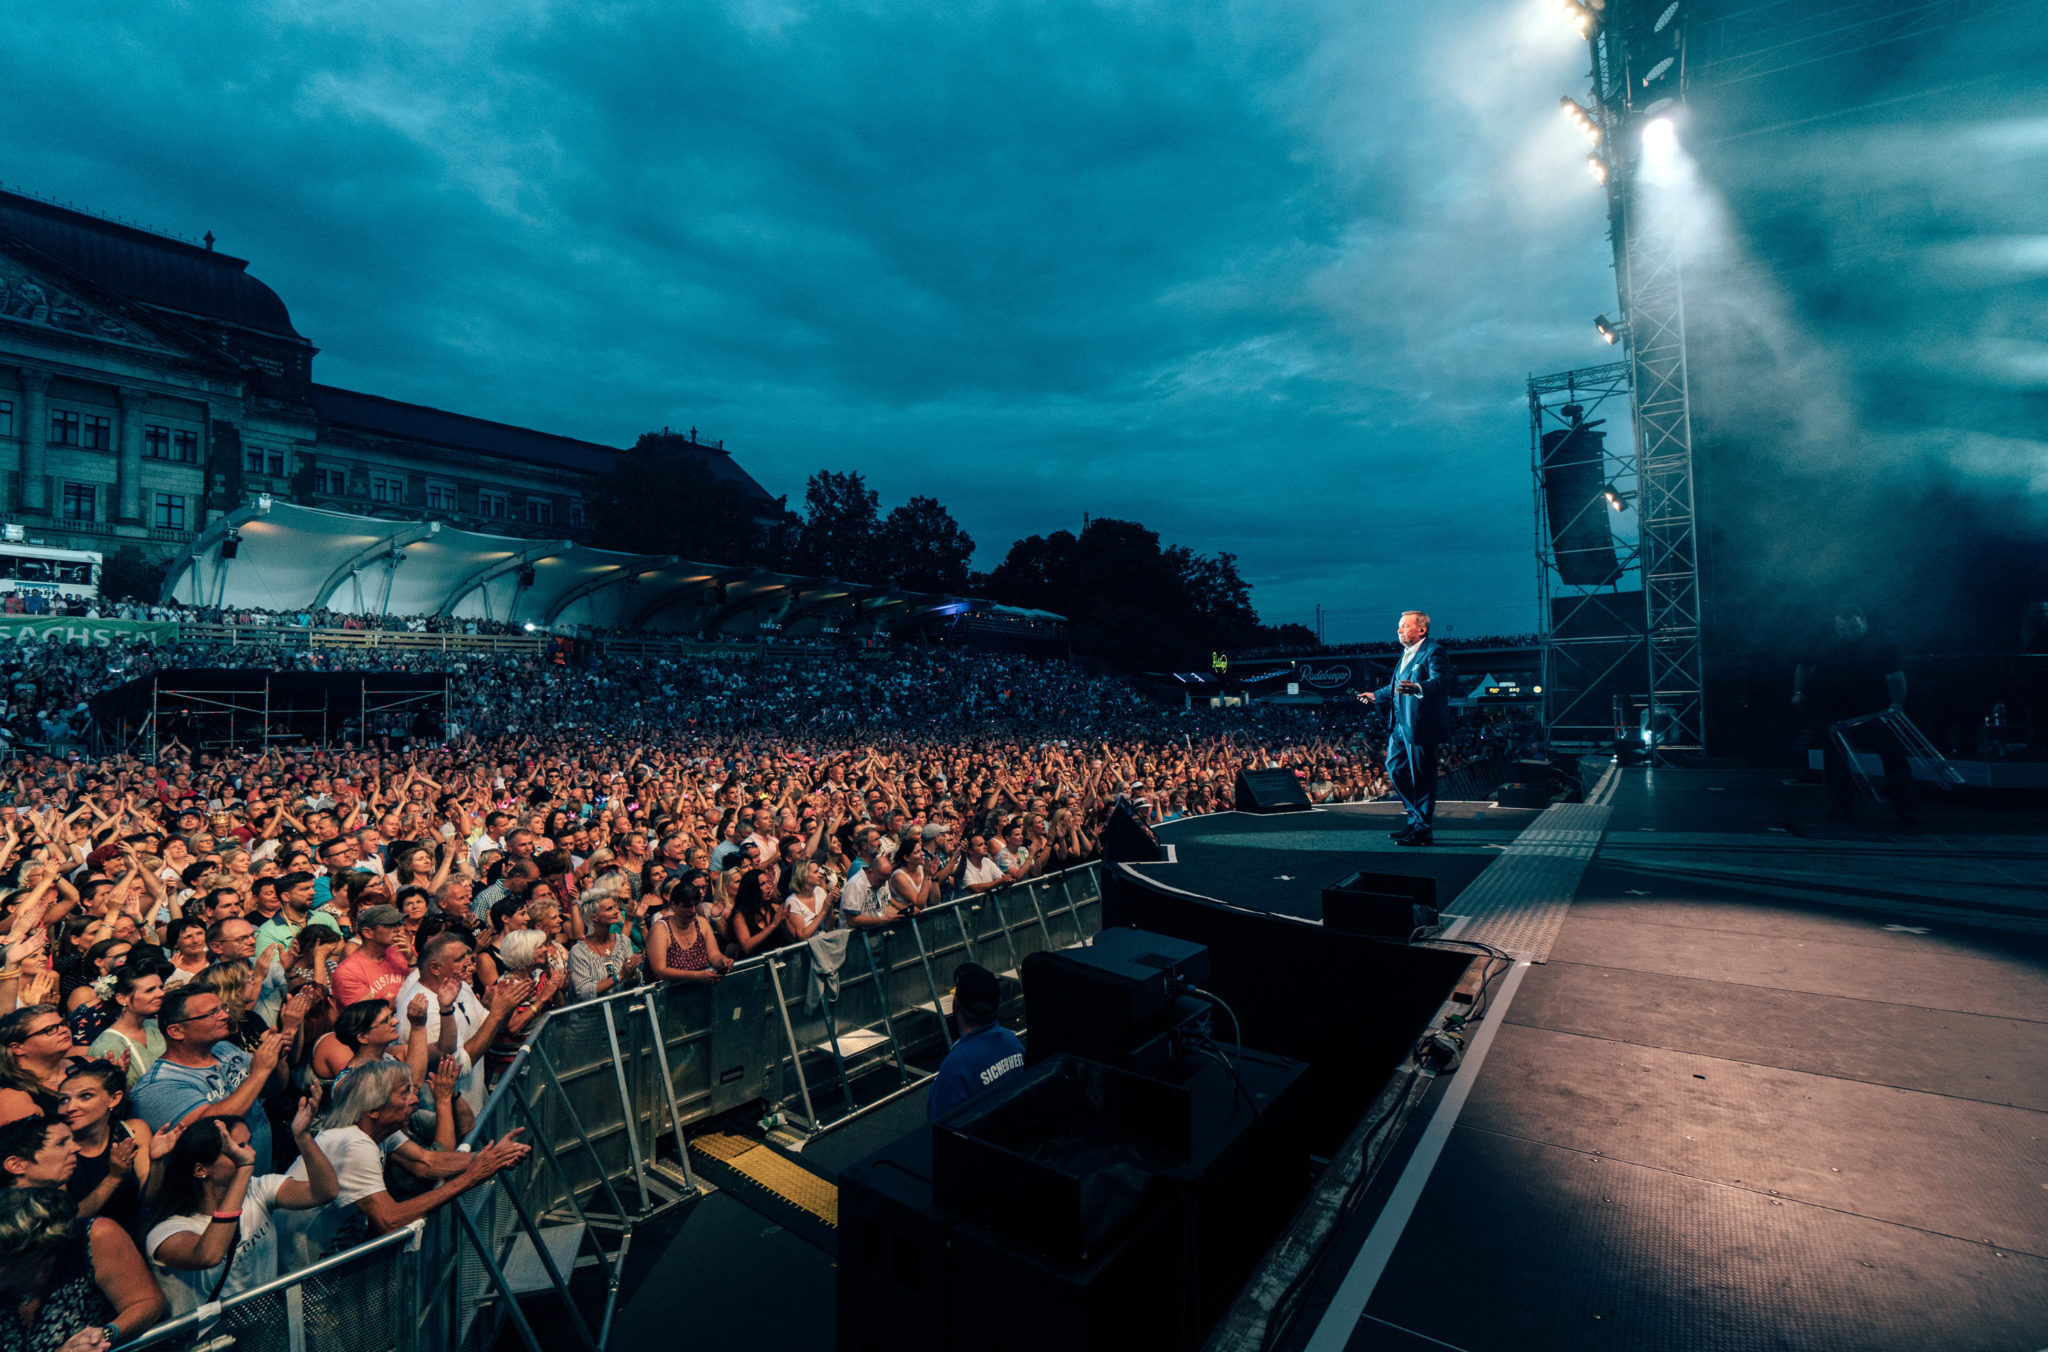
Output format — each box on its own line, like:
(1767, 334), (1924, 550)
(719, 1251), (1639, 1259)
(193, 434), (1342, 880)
(430, 864), (1103, 1352)
(116, 1222), (426, 1352)
(103, 865), (1101, 1352)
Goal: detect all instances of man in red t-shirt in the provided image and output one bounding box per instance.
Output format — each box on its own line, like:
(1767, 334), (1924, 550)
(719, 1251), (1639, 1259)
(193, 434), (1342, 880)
(331, 905), (414, 1008)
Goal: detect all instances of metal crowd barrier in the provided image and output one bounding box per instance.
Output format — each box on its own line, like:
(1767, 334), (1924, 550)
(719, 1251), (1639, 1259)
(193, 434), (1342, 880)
(114, 1222), (426, 1352)
(102, 866), (1102, 1352)
(1828, 709), (1965, 800)
(419, 863), (1105, 1352)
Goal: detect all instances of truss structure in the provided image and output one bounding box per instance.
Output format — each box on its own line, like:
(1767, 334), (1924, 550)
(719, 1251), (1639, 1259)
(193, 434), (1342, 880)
(1530, 362), (1643, 747)
(1589, 0), (1707, 759)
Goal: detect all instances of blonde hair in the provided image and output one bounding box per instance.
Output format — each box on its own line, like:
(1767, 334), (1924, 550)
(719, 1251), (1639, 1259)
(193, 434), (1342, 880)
(195, 960), (253, 1021)
(0, 1186), (78, 1262)
(1401, 610), (1430, 633)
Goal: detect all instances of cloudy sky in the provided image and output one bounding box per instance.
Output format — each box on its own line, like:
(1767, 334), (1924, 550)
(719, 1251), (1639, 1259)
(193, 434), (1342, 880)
(2, 0), (1621, 643)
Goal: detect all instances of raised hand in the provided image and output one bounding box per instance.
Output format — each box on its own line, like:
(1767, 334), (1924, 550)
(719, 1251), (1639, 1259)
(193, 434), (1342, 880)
(251, 1029), (289, 1072)
(428, 1053), (460, 1100)
(290, 1084), (323, 1136)
(221, 1126), (258, 1170)
(107, 1136), (139, 1178)
(406, 992), (430, 1024)
(489, 977), (535, 1015)
(148, 1124), (184, 1161)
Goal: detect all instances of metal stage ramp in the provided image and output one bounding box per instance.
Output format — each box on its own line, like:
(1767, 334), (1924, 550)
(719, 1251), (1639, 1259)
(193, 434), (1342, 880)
(1296, 766), (2048, 1352)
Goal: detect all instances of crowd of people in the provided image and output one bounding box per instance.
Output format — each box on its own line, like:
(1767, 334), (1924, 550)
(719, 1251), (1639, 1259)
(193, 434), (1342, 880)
(0, 620), (1544, 1346)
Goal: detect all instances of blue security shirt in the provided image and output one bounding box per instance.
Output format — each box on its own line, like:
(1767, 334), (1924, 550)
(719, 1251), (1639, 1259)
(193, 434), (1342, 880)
(927, 1024), (1026, 1122)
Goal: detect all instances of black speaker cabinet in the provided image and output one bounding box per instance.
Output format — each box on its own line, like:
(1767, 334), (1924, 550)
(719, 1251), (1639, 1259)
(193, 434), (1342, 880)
(1233, 768), (1312, 814)
(1101, 798), (1166, 862)
(1322, 869), (1438, 939)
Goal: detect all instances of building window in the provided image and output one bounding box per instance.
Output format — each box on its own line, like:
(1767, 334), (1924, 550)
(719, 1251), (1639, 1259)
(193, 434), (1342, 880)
(524, 498), (553, 526)
(82, 415), (112, 451)
(61, 483), (95, 521)
(267, 450), (285, 477)
(313, 468), (348, 495)
(0, 402), (12, 438)
(370, 475), (404, 504)
(569, 500), (584, 528)
(172, 430), (199, 463)
(51, 411), (80, 445)
(153, 493), (186, 531)
(147, 425), (172, 459)
(244, 448), (266, 474)
(425, 482), (457, 512)
(478, 491), (508, 520)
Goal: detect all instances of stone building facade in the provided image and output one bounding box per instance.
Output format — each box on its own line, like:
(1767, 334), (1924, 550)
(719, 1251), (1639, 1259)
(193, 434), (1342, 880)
(0, 189), (771, 587)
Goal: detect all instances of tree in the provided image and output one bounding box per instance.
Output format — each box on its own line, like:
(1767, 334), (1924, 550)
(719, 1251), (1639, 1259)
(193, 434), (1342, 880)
(985, 530), (1078, 615)
(982, 518), (1299, 668)
(871, 496), (975, 594)
(786, 471), (881, 579)
(587, 432), (776, 564)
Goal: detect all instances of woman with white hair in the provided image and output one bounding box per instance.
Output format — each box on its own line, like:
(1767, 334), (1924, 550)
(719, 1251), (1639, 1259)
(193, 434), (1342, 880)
(275, 1060), (529, 1269)
(569, 896), (641, 1000)
(482, 930), (561, 1078)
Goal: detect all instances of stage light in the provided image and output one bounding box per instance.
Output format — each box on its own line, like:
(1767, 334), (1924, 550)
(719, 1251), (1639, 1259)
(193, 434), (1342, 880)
(1641, 116), (1677, 161)
(1551, 0), (1599, 36)
(523, 622), (537, 633)
(1602, 483), (1633, 511)
(1587, 153), (1608, 184)
(1641, 56), (1675, 88)
(1595, 314), (1623, 344)
(1653, 1), (1680, 32)
(1559, 96), (1600, 144)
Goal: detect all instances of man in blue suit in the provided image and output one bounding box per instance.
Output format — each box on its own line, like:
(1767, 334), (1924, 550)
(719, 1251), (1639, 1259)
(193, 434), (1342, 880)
(1356, 610), (1453, 846)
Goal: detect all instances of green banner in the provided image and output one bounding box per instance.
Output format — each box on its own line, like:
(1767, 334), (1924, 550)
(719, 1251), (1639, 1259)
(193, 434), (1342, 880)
(0, 616), (182, 647)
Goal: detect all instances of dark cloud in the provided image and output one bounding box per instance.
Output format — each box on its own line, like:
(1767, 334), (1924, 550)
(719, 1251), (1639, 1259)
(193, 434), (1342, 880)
(0, 0), (1622, 641)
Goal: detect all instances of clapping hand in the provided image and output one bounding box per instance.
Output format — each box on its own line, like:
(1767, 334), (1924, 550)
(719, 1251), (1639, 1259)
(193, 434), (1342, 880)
(407, 992), (431, 1023)
(107, 1136), (139, 1178)
(290, 1084), (323, 1136)
(428, 1054), (461, 1101)
(149, 1124), (185, 1162)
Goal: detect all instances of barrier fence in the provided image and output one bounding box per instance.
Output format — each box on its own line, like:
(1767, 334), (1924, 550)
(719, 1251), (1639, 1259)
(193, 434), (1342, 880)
(111, 865), (1103, 1352)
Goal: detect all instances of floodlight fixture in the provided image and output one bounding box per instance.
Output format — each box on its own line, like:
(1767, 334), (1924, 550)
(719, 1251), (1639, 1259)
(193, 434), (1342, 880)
(1594, 314), (1624, 344)
(1587, 153), (1608, 184)
(1602, 483), (1633, 511)
(1551, 0), (1601, 36)
(1560, 96), (1600, 144)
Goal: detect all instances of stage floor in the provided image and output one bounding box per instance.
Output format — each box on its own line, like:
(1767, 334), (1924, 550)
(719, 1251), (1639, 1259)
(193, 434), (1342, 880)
(1137, 800), (1545, 922)
(1293, 766), (2048, 1352)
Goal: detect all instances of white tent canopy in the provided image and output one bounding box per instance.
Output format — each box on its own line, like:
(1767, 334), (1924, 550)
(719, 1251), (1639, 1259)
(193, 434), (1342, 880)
(161, 502), (983, 638)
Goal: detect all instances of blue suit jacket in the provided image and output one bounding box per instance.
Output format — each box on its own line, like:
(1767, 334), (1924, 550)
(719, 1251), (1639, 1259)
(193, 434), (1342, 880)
(1371, 638), (1453, 747)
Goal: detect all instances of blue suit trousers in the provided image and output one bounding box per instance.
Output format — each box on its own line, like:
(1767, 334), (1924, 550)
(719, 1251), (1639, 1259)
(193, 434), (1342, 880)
(1386, 730), (1438, 834)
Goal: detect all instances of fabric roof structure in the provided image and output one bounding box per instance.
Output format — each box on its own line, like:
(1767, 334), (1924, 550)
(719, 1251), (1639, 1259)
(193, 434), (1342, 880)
(161, 502), (1026, 639)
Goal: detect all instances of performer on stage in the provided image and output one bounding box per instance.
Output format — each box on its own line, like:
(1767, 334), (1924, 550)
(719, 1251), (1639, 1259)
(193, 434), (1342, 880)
(1356, 610), (1452, 846)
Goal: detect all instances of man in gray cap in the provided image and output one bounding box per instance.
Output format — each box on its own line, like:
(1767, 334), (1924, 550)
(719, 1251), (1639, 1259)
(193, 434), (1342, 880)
(332, 904), (414, 1006)
(926, 964), (1025, 1121)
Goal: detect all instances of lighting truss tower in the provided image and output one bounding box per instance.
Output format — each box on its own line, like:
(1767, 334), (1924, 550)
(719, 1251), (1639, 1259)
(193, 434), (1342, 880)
(1530, 362), (1641, 747)
(1581, 0), (1706, 760)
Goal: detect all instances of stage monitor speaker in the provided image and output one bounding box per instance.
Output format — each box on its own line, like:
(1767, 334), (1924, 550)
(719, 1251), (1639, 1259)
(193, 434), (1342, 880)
(1540, 421), (1622, 586)
(1102, 798), (1166, 862)
(1487, 760), (1585, 808)
(1322, 869), (1438, 939)
(1234, 768), (1311, 814)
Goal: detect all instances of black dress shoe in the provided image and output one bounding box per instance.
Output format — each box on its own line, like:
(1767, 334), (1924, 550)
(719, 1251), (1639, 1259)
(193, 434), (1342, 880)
(1396, 831), (1434, 847)
(1389, 827), (1416, 841)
